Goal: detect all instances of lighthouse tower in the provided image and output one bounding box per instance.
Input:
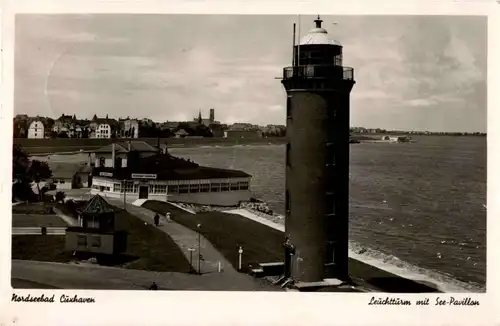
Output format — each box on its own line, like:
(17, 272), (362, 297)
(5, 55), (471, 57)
(281, 16), (355, 283)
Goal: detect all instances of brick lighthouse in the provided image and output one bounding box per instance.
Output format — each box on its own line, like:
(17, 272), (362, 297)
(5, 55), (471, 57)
(281, 15), (355, 283)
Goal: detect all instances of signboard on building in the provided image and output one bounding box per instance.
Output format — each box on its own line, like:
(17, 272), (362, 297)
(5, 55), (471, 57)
(131, 173), (157, 179)
(99, 172), (113, 177)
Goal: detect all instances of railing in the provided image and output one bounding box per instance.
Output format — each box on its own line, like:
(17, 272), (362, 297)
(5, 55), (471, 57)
(283, 65), (354, 81)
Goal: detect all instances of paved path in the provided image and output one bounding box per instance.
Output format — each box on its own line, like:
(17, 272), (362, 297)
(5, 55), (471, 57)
(11, 260), (281, 291)
(52, 207), (78, 226)
(107, 198), (239, 276)
(12, 227), (66, 235)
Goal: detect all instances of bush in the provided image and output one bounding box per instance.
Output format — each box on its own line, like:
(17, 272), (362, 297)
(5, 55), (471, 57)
(55, 191), (66, 203)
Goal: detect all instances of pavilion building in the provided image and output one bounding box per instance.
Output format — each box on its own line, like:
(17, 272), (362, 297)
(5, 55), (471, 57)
(89, 140), (252, 206)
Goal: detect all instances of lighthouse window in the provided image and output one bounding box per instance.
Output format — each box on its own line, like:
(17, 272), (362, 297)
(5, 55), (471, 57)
(285, 190), (290, 212)
(286, 143), (291, 167)
(286, 96), (292, 118)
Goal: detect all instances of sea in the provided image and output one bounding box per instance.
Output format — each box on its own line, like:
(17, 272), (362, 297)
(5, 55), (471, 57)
(35, 135), (486, 292)
(168, 136), (487, 292)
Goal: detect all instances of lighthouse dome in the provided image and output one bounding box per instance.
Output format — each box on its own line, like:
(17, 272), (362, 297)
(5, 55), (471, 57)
(299, 16), (342, 46)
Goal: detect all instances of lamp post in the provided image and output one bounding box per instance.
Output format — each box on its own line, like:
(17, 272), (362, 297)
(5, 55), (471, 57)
(123, 180), (127, 211)
(197, 223), (202, 274)
(238, 245), (243, 271)
(188, 248), (195, 273)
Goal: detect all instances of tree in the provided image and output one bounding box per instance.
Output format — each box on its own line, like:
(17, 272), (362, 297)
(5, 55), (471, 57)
(13, 144), (30, 182)
(58, 131), (69, 138)
(55, 191), (66, 203)
(27, 160), (52, 201)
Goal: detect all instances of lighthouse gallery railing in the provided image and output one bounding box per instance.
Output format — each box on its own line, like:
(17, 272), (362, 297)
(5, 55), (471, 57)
(283, 65), (354, 81)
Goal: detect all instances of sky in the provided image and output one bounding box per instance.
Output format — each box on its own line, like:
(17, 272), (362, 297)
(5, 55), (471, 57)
(15, 14), (487, 132)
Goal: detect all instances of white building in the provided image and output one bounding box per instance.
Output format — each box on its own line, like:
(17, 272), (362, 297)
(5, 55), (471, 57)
(95, 123), (112, 139)
(27, 120), (45, 139)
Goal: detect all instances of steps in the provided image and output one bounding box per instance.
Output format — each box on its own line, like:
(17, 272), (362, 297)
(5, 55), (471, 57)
(132, 199), (148, 207)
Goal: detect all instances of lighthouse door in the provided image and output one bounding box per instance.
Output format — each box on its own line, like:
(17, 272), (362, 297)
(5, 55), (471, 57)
(139, 186), (149, 199)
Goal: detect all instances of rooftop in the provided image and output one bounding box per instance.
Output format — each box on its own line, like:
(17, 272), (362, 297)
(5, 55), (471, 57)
(92, 141), (159, 154)
(77, 194), (119, 215)
(299, 15), (342, 46)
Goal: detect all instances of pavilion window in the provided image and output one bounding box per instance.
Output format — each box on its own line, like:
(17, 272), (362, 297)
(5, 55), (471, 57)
(114, 183), (121, 192)
(124, 182), (134, 193)
(210, 183), (221, 192)
(221, 183), (230, 191)
(179, 184), (189, 194)
(155, 185), (167, 193)
(200, 184), (210, 192)
(189, 183), (200, 193)
(238, 182), (249, 190)
(230, 182), (239, 191)
(168, 185), (179, 194)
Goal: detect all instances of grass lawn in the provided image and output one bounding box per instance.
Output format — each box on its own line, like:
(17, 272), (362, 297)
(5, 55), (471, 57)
(113, 208), (191, 273)
(143, 201), (283, 271)
(12, 202), (55, 215)
(12, 278), (60, 289)
(11, 235), (73, 263)
(143, 200), (440, 293)
(11, 200), (191, 274)
(12, 214), (68, 227)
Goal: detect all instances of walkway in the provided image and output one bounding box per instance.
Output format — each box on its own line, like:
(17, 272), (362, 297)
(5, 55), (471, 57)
(52, 207), (78, 226)
(106, 198), (240, 276)
(12, 260), (280, 291)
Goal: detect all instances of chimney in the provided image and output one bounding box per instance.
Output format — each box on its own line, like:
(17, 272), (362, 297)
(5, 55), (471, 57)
(112, 143), (116, 168)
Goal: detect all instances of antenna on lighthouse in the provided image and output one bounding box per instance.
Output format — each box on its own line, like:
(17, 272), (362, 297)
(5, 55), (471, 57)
(292, 22), (296, 66)
(297, 14), (301, 68)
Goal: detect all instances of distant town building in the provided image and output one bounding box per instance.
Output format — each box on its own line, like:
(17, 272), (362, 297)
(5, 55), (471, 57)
(120, 119), (139, 138)
(27, 119), (45, 139)
(194, 108), (219, 127)
(89, 115), (117, 139)
(223, 130), (262, 139)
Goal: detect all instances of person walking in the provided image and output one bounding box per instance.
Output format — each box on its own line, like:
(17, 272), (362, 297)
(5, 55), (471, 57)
(149, 282), (158, 290)
(154, 213), (160, 227)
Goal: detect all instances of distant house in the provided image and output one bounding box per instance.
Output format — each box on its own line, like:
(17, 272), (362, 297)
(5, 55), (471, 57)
(96, 123), (112, 138)
(175, 129), (190, 138)
(27, 119), (45, 139)
(92, 140), (160, 170)
(65, 194), (128, 256)
(49, 162), (92, 190)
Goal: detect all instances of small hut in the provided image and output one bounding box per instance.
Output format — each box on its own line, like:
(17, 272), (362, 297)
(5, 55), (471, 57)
(65, 194), (127, 255)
